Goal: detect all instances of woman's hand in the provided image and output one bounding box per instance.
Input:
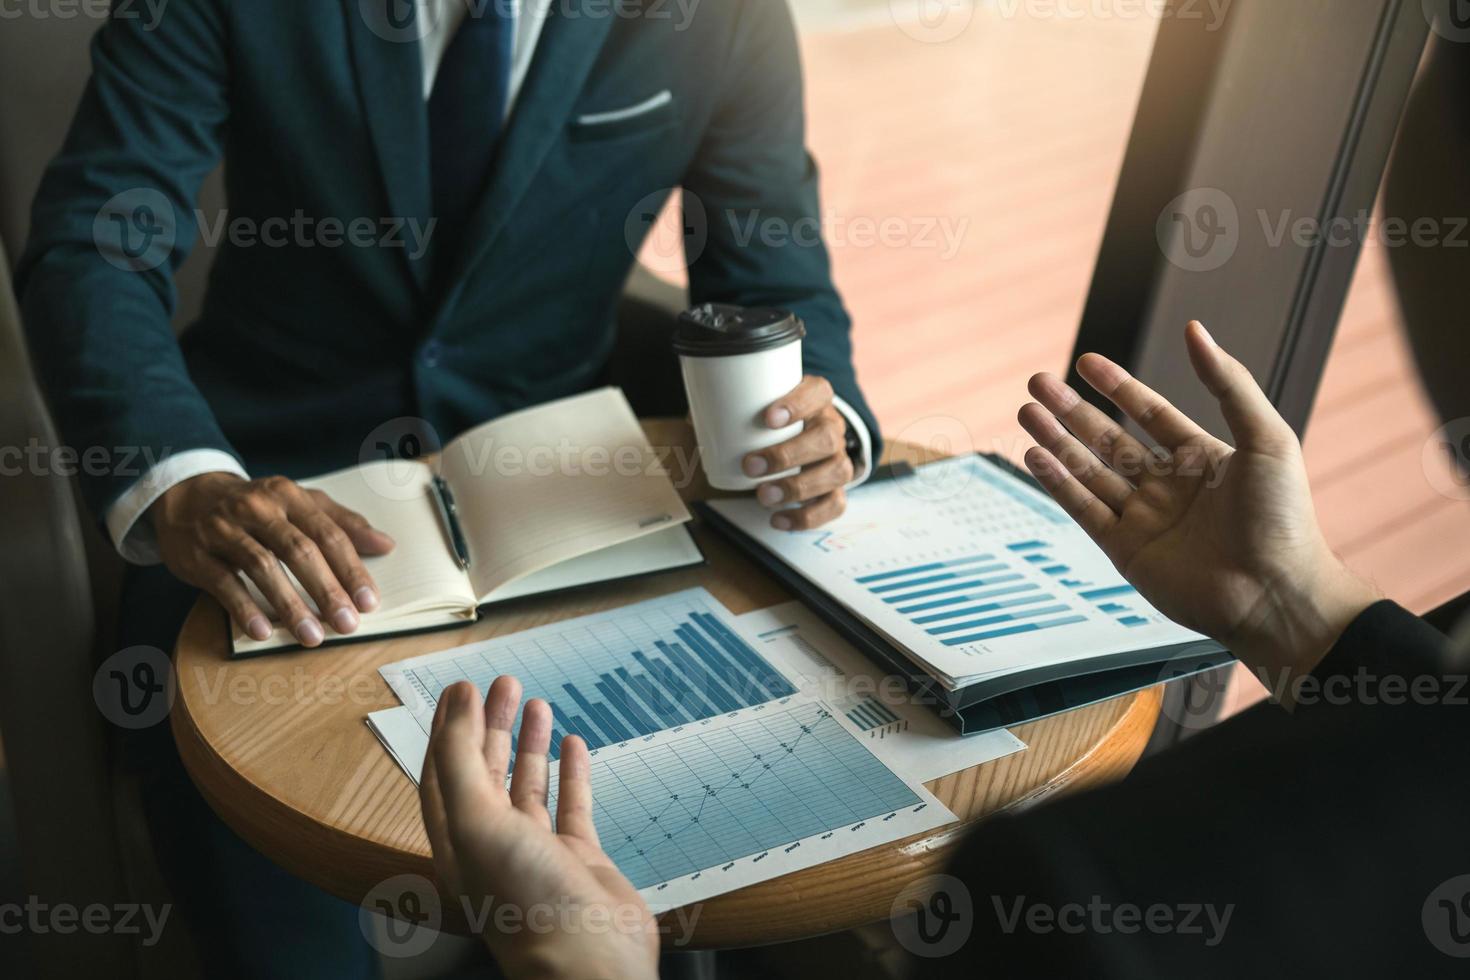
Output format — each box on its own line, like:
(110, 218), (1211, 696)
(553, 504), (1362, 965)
(420, 677), (658, 980)
(1018, 321), (1377, 686)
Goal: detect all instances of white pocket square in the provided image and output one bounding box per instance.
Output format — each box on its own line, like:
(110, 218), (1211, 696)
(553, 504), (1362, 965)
(575, 90), (673, 126)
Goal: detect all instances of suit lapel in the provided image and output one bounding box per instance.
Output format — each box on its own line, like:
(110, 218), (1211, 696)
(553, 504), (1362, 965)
(341, 0), (434, 292)
(434, 0), (616, 314)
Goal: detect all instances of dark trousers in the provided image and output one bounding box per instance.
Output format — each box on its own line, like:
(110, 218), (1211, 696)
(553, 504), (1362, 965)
(118, 564), (379, 980)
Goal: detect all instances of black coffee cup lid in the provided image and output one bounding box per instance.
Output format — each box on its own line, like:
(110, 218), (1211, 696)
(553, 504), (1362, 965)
(672, 303), (805, 357)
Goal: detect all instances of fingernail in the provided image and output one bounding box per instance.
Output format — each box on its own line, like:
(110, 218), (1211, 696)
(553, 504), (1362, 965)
(768, 406), (792, 428)
(331, 606), (359, 634)
(354, 586), (379, 612)
(772, 515), (792, 531)
(744, 455), (769, 477)
(245, 616), (272, 641)
(757, 484), (785, 506)
(296, 618), (324, 646)
(1195, 321), (1216, 346)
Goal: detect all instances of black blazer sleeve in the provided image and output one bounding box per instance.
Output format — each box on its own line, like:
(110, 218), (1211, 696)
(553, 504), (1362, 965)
(679, 0), (880, 454)
(1306, 599), (1453, 687)
(926, 603), (1470, 979)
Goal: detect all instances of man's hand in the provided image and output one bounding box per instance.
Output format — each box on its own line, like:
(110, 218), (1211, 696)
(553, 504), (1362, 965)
(741, 375), (853, 531)
(420, 678), (659, 980)
(1018, 321), (1378, 686)
(151, 472), (395, 645)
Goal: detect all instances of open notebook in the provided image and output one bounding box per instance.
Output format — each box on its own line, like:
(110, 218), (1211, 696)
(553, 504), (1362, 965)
(232, 388), (703, 656)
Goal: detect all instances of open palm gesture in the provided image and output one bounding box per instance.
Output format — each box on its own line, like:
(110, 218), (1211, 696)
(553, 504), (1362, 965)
(420, 677), (658, 980)
(1018, 322), (1374, 678)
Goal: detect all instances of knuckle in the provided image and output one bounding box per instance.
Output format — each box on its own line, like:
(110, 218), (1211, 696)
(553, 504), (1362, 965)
(244, 550), (277, 578)
(311, 519), (351, 552)
(209, 569), (240, 594)
(203, 514), (235, 540)
(282, 534), (317, 566)
(821, 418), (845, 455)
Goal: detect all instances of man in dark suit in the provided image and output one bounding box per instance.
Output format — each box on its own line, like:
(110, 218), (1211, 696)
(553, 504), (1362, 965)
(420, 322), (1470, 979)
(19, 1), (878, 974)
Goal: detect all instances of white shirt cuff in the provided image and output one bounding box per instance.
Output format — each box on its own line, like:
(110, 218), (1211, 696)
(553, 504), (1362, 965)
(830, 394), (873, 488)
(105, 449), (249, 565)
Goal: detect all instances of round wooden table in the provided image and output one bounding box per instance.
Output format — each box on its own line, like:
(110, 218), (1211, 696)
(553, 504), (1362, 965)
(171, 421), (1162, 948)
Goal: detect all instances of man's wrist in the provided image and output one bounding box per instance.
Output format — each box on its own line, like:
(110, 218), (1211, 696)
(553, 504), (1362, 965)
(105, 449), (249, 565)
(1232, 555), (1379, 705)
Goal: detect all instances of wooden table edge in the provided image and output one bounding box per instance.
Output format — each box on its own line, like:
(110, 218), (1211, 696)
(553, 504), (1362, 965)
(170, 628), (1161, 947)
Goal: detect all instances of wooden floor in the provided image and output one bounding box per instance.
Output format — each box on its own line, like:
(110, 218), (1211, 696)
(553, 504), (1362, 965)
(786, 11), (1470, 621)
(629, 9), (1470, 709)
(702, 7), (1470, 712)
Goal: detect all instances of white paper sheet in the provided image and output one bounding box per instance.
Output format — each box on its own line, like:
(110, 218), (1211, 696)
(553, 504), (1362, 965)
(735, 602), (1026, 782)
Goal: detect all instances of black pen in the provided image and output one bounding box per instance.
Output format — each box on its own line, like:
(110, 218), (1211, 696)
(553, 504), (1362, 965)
(431, 475), (471, 569)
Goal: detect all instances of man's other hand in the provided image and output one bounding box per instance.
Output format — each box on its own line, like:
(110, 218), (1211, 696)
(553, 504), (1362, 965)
(1017, 321), (1377, 686)
(150, 472), (395, 645)
(742, 375), (853, 531)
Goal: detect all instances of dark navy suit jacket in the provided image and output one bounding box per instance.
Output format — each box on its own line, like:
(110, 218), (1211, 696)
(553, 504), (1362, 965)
(19, 0), (879, 519)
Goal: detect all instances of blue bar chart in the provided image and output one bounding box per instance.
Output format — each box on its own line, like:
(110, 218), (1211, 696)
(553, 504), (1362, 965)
(385, 591), (797, 760)
(852, 547), (1089, 647)
(843, 697), (903, 732)
(1011, 541), (1152, 629)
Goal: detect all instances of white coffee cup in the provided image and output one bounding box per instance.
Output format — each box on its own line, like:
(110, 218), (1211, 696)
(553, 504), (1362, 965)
(675, 304), (806, 491)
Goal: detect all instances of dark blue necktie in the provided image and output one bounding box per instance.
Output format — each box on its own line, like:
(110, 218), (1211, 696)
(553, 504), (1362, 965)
(427, 4), (513, 268)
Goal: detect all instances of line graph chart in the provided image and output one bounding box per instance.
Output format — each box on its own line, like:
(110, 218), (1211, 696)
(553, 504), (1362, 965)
(553, 701), (935, 894)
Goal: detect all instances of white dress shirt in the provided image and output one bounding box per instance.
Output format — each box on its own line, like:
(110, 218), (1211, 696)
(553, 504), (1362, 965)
(105, 0), (871, 563)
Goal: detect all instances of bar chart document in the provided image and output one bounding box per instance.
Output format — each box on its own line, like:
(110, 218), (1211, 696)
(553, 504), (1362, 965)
(706, 455), (1206, 689)
(373, 588), (954, 908)
(380, 589), (799, 757)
